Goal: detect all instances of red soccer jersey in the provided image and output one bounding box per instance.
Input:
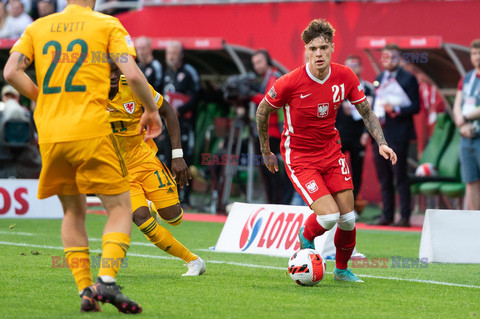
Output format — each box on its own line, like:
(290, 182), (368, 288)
(265, 62), (366, 167)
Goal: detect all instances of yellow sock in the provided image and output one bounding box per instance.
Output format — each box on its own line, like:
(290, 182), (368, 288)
(97, 232), (130, 279)
(64, 247), (93, 293)
(139, 217), (196, 263)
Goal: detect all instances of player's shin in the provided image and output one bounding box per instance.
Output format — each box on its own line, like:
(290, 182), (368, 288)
(97, 233), (130, 281)
(334, 211), (357, 270)
(64, 247), (94, 293)
(139, 216), (196, 262)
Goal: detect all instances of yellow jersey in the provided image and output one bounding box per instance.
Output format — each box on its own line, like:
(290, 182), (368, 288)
(108, 75), (163, 168)
(11, 4), (136, 143)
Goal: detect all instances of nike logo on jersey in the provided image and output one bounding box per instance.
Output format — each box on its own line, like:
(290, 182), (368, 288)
(345, 177), (352, 181)
(300, 93), (312, 99)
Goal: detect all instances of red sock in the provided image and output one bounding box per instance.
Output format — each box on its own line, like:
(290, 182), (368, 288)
(303, 213), (327, 241)
(334, 227), (356, 269)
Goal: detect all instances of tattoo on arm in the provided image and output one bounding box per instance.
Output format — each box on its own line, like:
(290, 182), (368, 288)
(16, 53), (31, 71)
(256, 100), (276, 154)
(355, 100), (388, 146)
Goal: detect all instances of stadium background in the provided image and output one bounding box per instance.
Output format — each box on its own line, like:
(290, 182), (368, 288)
(0, 0), (477, 204)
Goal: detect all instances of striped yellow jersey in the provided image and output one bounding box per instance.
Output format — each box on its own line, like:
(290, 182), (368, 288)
(108, 75), (163, 168)
(11, 4), (136, 143)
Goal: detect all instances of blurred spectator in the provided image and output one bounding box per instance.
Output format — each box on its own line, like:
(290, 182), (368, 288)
(372, 43), (420, 227)
(100, 0), (129, 16)
(0, 0), (33, 39)
(135, 36), (163, 92)
(336, 55), (374, 214)
(251, 49), (294, 205)
(0, 85), (41, 178)
(414, 72), (446, 159)
(0, 2), (12, 38)
(453, 39), (480, 210)
(56, 0), (66, 12)
(31, 0), (56, 19)
(161, 40), (201, 209)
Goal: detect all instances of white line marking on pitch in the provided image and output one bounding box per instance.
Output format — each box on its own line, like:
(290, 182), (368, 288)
(1, 240), (479, 289)
(0, 231), (35, 236)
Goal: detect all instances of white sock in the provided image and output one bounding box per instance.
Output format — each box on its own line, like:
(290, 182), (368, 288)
(100, 275), (116, 283)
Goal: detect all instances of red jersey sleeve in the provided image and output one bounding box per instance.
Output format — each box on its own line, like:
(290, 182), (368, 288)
(264, 75), (291, 109)
(345, 67), (366, 105)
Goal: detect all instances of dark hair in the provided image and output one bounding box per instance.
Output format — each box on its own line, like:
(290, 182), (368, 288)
(301, 19), (335, 45)
(471, 39), (480, 49)
(345, 55), (362, 65)
(383, 43), (400, 52)
(252, 49), (273, 66)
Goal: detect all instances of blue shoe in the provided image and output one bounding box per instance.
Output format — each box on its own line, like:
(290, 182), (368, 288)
(333, 268), (364, 282)
(298, 226), (315, 249)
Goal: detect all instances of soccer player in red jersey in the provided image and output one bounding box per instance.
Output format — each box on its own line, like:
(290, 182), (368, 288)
(256, 19), (397, 282)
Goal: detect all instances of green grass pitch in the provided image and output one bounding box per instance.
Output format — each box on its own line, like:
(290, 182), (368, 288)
(0, 214), (479, 318)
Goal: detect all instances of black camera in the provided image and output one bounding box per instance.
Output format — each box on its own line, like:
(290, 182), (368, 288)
(222, 72), (260, 102)
(0, 100), (33, 160)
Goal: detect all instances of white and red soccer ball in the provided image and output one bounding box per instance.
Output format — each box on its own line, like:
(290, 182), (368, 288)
(415, 162), (438, 177)
(287, 249), (326, 286)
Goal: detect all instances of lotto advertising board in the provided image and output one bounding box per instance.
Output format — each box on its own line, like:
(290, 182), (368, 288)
(214, 202), (361, 258)
(0, 179), (63, 219)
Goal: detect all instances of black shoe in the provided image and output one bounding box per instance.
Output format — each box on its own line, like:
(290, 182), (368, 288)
(391, 218), (411, 227)
(372, 217), (393, 226)
(80, 286), (101, 312)
(93, 278), (142, 314)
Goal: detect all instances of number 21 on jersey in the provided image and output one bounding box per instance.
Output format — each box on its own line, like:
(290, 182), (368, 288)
(332, 84), (345, 103)
(338, 157), (350, 175)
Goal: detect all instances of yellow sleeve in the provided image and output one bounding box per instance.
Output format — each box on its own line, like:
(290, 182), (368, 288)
(108, 18), (136, 60)
(10, 25), (34, 61)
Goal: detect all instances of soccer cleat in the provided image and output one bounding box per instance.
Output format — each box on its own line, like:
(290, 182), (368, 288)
(80, 286), (102, 312)
(333, 268), (364, 282)
(93, 277), (142, 314)
(298, 226), (315, 249)
(182, 256), (206, 276)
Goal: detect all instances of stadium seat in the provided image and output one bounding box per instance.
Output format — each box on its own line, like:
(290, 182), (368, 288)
(418, 127), (463, 207)
(410, 113), (454, 210)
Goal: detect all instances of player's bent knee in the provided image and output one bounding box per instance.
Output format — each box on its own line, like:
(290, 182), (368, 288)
(316, 212), (340, 230)
(337, 211), (356, 231)
(157, 204), (183, 226)
(132, 207), (151, 227)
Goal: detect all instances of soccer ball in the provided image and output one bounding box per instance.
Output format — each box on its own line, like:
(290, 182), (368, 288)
(287, 249), (326, 286)
(415, 162), (438, 177)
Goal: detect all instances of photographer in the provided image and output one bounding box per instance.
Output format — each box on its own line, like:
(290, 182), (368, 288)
(251, 49), (294, 204)
(0, 85), (41, 178)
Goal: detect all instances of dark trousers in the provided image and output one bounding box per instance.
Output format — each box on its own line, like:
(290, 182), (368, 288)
(260, 137), (294, 205)
(341, 137), (365, 199)
(373, 141), (411, 221)
(156, 118), (195, 206)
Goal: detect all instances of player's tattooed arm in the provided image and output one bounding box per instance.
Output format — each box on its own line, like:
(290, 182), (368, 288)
(256, 99), (276, 154)
(3, 51), (38, 101)
(16, 53), (32, 71)
(256, 99), (279, 173)
(355, 99), (388, 146)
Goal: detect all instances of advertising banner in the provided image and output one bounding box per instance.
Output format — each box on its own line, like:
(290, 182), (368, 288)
(0, 179), (62, 219)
